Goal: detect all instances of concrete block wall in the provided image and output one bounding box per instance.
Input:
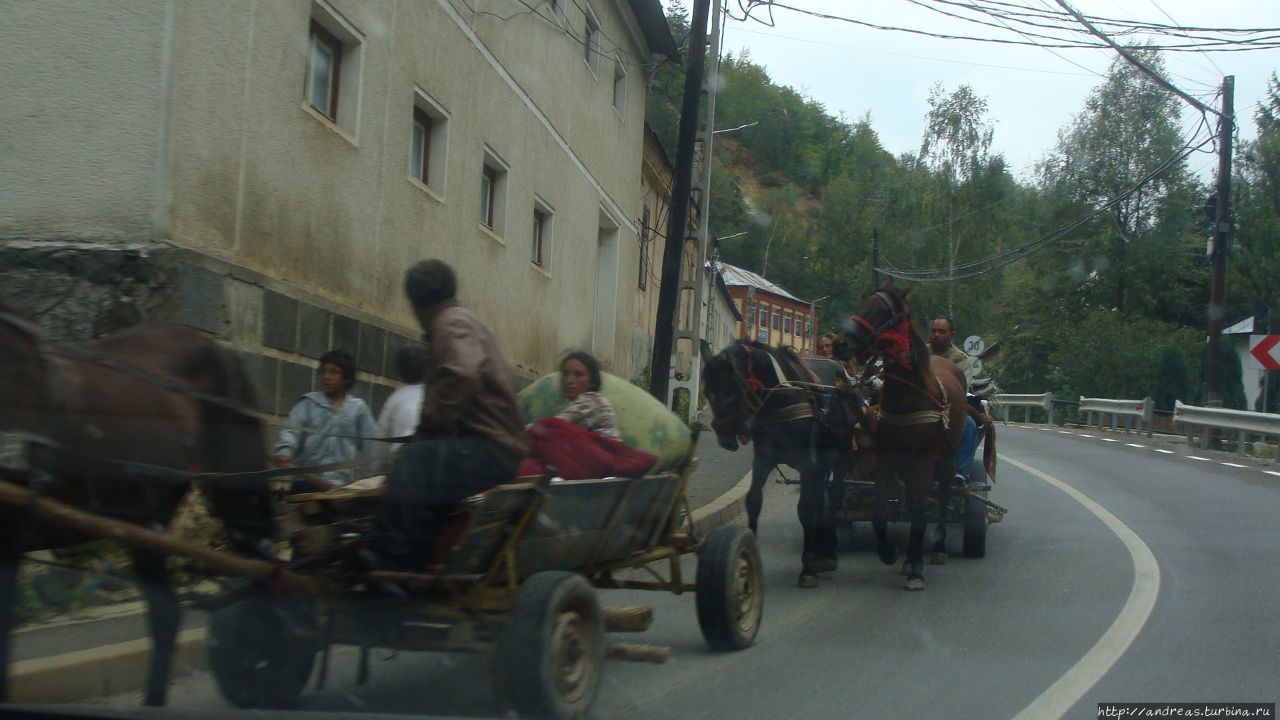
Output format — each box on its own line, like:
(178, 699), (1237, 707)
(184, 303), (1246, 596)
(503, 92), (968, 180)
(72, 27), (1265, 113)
(0, 240), (536, 432)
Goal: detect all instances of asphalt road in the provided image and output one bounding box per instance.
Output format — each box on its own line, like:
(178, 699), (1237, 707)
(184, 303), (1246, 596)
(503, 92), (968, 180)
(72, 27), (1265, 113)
(49, 425), (1280, 717)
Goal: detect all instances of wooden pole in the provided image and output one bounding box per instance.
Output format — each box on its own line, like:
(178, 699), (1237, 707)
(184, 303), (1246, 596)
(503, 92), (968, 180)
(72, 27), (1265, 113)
(0, 480), (321, 595)
(602, 605), (654, 633)
(605, 642), (671, 664)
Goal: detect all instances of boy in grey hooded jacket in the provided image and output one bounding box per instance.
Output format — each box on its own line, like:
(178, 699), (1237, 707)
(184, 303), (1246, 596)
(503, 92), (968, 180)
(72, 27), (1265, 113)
(273, 349), (378, 487)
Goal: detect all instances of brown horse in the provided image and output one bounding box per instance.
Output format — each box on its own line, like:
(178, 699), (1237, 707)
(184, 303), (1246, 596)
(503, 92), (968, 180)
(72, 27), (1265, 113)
(0, 304), (275, 705)
(832, 285), (967, 591)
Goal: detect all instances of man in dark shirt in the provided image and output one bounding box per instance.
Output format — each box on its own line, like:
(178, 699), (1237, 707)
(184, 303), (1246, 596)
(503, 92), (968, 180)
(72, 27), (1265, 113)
(363, 259), (528, 572)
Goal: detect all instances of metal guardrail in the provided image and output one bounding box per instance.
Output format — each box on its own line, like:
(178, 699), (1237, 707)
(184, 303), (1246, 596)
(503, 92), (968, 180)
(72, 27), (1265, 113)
(1080, 396), (1154, 439)
(1174, 400), (1280, 455)
(994, 392), (1056, 424)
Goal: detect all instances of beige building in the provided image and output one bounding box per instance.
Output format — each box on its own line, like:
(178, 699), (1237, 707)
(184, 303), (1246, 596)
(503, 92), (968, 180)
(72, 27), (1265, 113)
(0, 0), (675, 412)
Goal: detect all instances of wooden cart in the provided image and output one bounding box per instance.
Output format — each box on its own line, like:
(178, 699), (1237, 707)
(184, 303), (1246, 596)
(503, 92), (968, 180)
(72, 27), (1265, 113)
(205, 430), (763, 719)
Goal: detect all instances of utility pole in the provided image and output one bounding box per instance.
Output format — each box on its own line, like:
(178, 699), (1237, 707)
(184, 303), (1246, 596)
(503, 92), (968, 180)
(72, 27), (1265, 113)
(649, 0), (710, 404)
(668, 0), (724, 420)
(871, 228), (881, 291)
(1204, 76), (1235, 407)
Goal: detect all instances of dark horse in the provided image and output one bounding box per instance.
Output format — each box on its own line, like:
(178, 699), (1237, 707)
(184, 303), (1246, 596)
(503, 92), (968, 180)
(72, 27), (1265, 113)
(0, 304), (275, 705)
(702, 341), (856, 588)
(832, 285), (967, 591)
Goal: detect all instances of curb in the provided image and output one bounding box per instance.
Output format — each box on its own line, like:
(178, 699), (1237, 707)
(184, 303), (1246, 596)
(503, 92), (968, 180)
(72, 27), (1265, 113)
(10, 470), (754, 703)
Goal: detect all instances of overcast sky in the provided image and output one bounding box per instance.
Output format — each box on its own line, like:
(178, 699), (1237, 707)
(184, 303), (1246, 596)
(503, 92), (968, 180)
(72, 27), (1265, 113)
(668, 0), (1279, 183)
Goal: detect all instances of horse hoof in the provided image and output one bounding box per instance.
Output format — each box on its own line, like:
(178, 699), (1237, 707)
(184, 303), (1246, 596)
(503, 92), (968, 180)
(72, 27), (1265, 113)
(930, 551), (947, 565)
(905, 576), (925, 591)
(899, 560), (911, 576)
(813, 558), (838, 574)
(878, 547), (897, 566)
(796, 574), (820, 589)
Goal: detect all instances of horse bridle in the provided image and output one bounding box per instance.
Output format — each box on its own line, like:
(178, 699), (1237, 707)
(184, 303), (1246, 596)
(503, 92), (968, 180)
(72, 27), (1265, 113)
(841, 290), (910, 353)
(710, 344), (767, 439)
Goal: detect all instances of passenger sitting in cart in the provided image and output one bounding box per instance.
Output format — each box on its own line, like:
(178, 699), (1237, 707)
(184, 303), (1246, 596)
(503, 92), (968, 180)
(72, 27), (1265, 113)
(519, 351), (656, 480)
(359, 259), (528, 574)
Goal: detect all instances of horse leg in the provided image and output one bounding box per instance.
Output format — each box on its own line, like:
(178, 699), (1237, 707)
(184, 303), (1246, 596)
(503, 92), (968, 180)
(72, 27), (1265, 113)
(745, 449), (770, 535)
(872, 455), (896, 566)
(930, 455), (951, 565)
(795, 465), (825, 588)
(132, 549), (179, 706)
(819, 462), (844, 563)
(0, 508), (18, 703)
(904, 461), (930, 591)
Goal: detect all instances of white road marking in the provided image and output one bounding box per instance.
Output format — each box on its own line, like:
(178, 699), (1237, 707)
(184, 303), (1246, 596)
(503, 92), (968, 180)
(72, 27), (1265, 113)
(1187, 456), (1212, 462)
(1265, 471), (1280, 478)
(1059, 430), (1073, 434)
(1126, 444), (1145, 448)
(1221, 462), (1246, 468)
(1153, 449), (1175, 454)
(1079, 434), (1094, 438)
(1005, 455), (1160, 720)
(1103, 438), (1118, 443)
(1022, 426), (1034, 430)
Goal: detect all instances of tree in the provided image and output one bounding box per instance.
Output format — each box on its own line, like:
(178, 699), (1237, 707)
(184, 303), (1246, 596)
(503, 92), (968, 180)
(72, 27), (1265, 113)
(1036, 45), (1202, 320)
(1229, 73), (1280, 322)
(1154, 344), (1190, 412)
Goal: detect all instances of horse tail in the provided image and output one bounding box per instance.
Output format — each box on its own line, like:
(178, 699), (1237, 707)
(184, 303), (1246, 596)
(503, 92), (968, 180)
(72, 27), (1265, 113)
(982, 420), (996, 483)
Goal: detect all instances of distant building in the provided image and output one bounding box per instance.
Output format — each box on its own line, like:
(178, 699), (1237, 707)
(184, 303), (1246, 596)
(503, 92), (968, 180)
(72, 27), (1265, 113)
(718, 263), (816, 353)
(1, 0), (677, 414)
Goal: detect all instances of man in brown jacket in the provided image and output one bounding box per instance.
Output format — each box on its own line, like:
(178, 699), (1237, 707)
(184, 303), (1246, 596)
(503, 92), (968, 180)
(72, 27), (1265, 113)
(363, 259), (528, 572)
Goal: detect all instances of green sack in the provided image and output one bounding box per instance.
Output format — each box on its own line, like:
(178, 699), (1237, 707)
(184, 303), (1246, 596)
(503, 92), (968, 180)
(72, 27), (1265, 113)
(518, 372), (691, 473)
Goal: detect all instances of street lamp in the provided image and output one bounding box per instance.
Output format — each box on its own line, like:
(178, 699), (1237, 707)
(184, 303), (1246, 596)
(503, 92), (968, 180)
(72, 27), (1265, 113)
(713, 121), (759, 135)
(808, 294), (832, 353)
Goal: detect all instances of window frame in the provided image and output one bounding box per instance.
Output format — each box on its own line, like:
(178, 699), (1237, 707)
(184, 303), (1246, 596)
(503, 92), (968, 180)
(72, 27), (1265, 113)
(480, 166), (497, 229)
(612, 57), (627, 115)
(583, 6), (601, 76)
(410, 107), (432, 183)
(532, 199), (554, 268)
(306, 20), (343, 120)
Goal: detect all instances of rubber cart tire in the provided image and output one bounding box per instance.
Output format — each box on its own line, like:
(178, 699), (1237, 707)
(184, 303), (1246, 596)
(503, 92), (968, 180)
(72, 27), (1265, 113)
(696, 525), (764, 651)
(207, 595), (317, 709)
(498, 571), (603, 720)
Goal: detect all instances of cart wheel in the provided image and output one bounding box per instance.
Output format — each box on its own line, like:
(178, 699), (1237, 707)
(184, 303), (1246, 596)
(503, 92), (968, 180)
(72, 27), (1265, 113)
(963, 463), (989, 559)
(696, 525), (764, 651)
(207, 594), (317, 709)
(498, 571), (603, 720)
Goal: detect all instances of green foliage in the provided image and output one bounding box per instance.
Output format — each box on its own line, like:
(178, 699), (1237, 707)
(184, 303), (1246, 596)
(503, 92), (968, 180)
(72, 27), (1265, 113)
(1154, 344), (1190, 412)
(644, 6), (1264, 406)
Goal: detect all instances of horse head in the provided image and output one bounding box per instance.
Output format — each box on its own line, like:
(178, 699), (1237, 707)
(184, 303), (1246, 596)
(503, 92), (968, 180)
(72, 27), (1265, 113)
(702, 342), (770, 451)
(833, 284), (924, 371)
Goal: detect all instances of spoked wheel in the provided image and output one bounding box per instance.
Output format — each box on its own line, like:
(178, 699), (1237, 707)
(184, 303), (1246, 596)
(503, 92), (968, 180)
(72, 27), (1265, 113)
(498, 571), (603, 720)
(696, 525), (764, 651)
(207, 594), (318, 709)
(963, 462), (989, 558)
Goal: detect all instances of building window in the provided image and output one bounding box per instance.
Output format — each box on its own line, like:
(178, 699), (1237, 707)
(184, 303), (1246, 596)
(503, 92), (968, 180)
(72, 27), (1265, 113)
(410, 109), (431, 182)
(532, 199), (553, 267)
(783, 313), (792, 335)
(410, 89), (449, 193)
(758, 305), (768, 329)
(480, 167), (497, 228)
(612, 58), (627, 114)
(584, 6), (601, 76)
(306, 22), (341, 119)
(480, 148), (508, 235)
(772, 310), (780, 331)
(304, 1), (363, 134)
(638, 205), (651, 290)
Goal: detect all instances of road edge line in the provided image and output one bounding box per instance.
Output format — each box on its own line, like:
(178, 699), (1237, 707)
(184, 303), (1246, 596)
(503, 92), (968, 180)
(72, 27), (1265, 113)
(1005, 454), (1161, 720)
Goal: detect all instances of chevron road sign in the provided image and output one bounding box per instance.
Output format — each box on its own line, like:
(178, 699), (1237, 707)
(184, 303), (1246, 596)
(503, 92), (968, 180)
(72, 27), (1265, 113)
(1248, 335), (1280, 371)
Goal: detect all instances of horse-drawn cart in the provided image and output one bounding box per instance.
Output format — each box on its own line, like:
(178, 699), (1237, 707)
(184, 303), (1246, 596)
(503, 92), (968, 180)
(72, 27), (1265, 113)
(210, 428), (761, 719)
(835, 454), (1004, 559)
(1, 428), (762, 719)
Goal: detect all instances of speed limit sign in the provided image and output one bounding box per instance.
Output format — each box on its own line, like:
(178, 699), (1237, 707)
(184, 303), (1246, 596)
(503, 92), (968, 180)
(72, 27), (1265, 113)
(963, 335), (984, 356)
(970, 357), (983, 377)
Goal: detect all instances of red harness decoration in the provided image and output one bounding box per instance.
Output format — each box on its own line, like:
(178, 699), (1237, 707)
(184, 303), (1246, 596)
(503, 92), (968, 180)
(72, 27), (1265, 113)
(876, 316), (914, 369)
